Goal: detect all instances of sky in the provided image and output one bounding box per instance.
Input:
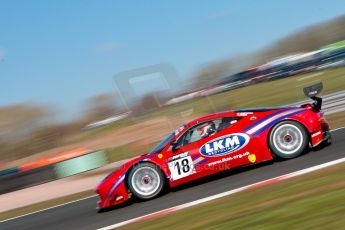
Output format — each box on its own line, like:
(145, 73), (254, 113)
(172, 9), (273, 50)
(0, 0), (344, 121)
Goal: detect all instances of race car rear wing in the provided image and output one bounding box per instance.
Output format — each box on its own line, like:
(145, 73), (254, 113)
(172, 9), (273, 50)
(303, 82), (323, 112)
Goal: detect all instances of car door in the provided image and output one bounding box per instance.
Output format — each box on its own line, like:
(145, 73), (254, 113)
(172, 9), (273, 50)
(199, 116), (266, 170)
(199, 118), (252, 171)
(167, 116), (267, 187)
(166, 120), (223, 186)
(174, 116), (257, 180)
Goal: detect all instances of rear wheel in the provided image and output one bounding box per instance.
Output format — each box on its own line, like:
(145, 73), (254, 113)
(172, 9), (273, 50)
(269, 121), (308, 159)
(127, 162), (165, 200)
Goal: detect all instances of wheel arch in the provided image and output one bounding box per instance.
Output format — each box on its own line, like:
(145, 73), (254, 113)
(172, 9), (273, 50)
(267, 119), (311, 156)
(124, 160), (170, 190)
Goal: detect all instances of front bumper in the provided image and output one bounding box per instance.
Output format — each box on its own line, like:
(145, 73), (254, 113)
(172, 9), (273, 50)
(97, 181), (131, 210)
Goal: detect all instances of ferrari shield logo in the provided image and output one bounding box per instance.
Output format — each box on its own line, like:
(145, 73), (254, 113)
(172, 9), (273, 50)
(248, 154), (256, 163)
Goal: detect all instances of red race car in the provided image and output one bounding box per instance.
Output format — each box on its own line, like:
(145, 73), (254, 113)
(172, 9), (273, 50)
(96, 83), (331, 211)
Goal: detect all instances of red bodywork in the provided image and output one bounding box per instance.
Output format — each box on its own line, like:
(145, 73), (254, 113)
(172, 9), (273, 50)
(96, 104), (330, 209)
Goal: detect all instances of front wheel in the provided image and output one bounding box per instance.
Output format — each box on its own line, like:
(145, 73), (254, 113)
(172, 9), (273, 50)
(127, 162), (165, 200)
(269, 121), (308, 159)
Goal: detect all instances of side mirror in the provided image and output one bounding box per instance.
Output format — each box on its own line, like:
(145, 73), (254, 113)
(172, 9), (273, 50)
(170, 141), (179, 151)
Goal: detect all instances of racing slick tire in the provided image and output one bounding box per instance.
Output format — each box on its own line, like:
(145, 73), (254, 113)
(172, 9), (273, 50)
(127, 162), (165, 200)
(269, 121), (308, 159)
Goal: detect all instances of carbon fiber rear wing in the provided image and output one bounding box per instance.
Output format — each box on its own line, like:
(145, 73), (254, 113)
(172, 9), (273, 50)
(303, 82), (323, 111)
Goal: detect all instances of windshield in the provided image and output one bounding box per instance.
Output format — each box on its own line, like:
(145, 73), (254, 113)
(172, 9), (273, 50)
(149, 132), (175, 154)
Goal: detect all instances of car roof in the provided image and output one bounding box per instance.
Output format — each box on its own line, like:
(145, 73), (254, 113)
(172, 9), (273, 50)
(185, 110), (236, 127)
(184, 106), (297, 127)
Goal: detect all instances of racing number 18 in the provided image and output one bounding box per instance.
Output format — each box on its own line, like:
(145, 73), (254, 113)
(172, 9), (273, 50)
(174, 159), (190, 175)
(168, 154), (194, 180)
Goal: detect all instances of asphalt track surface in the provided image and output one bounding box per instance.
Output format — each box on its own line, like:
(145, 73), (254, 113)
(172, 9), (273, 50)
(2, 128), (345, 230)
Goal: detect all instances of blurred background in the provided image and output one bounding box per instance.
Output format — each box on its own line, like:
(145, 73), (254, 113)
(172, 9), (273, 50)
(1, 0), (345, 215)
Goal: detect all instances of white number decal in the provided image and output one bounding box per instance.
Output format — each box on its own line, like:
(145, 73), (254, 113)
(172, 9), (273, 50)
(168, 153), (195, 180)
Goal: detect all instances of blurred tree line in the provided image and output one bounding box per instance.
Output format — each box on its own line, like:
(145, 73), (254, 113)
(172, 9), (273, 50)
(0, 91), (166, 162)
(0, 93), (118, 162)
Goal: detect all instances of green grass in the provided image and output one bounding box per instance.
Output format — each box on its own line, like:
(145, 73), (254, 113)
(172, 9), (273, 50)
(119, 162), (345, 230)
(105, 145), (138, 163)
(105, 141), (159, 163)
(70, 118), (135, 144)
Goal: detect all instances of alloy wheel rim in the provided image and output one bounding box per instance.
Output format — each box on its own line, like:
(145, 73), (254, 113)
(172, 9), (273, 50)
(272, 124), (303, 155)
(131, 167), (160, 196)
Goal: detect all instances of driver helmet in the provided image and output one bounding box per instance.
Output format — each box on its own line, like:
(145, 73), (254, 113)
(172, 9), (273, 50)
(199, 122), (216, 138)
